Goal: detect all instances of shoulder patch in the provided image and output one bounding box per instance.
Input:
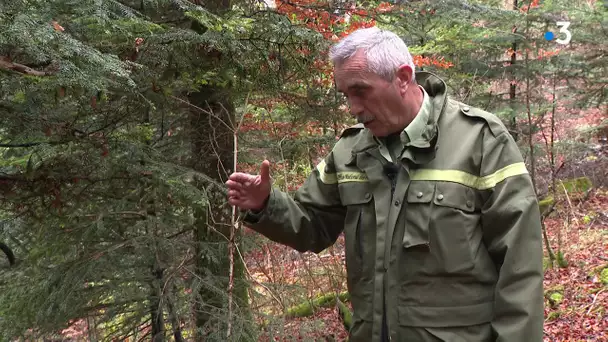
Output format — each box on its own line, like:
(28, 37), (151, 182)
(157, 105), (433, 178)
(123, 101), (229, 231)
(340, 123), (365, 138)
(457, 102), (508, 137)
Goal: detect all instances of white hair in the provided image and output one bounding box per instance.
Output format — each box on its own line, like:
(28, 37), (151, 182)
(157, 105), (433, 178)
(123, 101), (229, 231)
(329, 27), (416, 81)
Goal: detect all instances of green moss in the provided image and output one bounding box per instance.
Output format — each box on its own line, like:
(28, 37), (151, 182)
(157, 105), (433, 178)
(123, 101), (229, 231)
(540, 177), (594, 215)
(545, 285), (565, 308)
(583, 214), (593, 225)
(587, 263), (608, 285)
(558, 177), (593, 194)
(600, 268), (608, 285)
(337, 298), (353, 331)
(285, 291), (350, 318)
(546, 311), (561, 321)
(538, 196), (554, 215)
(549, 292), (563, 304)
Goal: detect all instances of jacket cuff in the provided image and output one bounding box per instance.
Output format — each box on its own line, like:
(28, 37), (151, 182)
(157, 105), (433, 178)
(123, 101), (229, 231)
(242, 188), (275, 224)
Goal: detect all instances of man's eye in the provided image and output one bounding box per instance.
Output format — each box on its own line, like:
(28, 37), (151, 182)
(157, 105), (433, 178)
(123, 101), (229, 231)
(353, 88), (366, 97)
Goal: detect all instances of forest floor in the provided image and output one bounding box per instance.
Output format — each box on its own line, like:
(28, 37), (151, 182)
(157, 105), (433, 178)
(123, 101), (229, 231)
(245, 188), (608, 342)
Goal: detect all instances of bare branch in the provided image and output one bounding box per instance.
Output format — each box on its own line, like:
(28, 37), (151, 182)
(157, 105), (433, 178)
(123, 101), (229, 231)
(169, 95), (235, 134)
(0, 56), (53, 76)
(0, 142), (49, 148)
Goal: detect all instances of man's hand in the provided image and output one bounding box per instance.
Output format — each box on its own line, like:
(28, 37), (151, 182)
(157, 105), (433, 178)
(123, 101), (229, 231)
(226, 160), (272, 211)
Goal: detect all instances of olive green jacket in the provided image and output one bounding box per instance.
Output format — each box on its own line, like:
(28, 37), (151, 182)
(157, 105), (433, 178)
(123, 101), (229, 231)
(243, 72), (544, 342)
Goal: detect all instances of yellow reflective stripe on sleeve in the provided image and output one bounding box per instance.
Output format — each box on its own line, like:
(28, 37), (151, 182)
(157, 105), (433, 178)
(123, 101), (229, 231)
(478, 162), (529, 189)
(410, 162), (528, 190)
(316, 160), (369, 184)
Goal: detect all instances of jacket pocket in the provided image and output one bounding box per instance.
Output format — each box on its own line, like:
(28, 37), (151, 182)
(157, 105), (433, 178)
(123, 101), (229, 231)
(403, 181), (434, 249)
(404, 180), (479, 275)
(344, 211), (363, 275)
(424, 323), (493, 342)
(398, 301), (494, 328)
(339, 183), (374, 322)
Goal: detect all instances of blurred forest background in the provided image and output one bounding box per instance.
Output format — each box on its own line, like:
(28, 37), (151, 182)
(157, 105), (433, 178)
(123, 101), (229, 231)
(0, 0), (606, 341)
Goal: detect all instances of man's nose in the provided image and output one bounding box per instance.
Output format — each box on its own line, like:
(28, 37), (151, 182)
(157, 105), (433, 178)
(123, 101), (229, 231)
(348, 99), (364, 117)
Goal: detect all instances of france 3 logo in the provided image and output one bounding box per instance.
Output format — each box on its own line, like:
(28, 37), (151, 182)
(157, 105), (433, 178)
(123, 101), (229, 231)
(544, 21), (572, 45)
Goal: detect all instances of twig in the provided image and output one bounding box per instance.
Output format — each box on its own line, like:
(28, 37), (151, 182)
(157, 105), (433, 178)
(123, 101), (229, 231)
(278, 136), (290, 193)
(266, 110), (290, 193)
(161, 249), (191, 297)
(82, 211), (146, 218)
(227, 91), (251, 340)
(234, 238), (284, 311)
(560, 181), (576, 230)
(462, 68), (479, 103)
(169, 95), (235, 133)
(585, 289), (605, 315)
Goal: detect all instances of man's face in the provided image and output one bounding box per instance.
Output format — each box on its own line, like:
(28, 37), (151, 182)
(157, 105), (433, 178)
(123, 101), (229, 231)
(334, 50), (411, 137)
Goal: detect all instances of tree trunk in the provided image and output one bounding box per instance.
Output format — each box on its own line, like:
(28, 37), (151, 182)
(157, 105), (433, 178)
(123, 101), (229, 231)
(150, 265), (165, 342)
(189, 80), (235, 338)
(186, 0), (252, 339)
(86, 315), (97, 342)
(166, 284), (185, 342)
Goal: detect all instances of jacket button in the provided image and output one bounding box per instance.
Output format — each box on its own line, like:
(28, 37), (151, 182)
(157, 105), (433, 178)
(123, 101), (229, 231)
(466, 200), (473, 208)
(364, 193), (371, 200)
(394, 200), (400, 206)
(437, 194), (444, 201)
(416, 192), (423, 198)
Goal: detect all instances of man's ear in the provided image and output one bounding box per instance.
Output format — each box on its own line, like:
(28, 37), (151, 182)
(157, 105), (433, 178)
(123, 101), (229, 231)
(395, 65), (414, 92)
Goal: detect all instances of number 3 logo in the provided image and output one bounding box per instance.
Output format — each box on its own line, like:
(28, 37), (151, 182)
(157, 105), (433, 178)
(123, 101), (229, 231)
(556, 21), (572, 45)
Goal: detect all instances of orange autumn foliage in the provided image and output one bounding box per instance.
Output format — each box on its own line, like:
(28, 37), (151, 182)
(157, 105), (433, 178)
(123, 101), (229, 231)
(274, 0), (380, 40)
(52, 20), (65, 32)
(520, 0), (540, 13)
(274, 0), (453, 86)
(505, 47), (561, 61)
(413, 55), (454, 69)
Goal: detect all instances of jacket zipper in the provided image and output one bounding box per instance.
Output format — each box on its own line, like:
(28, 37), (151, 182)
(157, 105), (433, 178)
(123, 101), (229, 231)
(383, 164), (398, 342)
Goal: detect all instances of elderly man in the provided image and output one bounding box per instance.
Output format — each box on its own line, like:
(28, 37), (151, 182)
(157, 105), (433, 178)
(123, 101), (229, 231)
(226, 27), (544, 342)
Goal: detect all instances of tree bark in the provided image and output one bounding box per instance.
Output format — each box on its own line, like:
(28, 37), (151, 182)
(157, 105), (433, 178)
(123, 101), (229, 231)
(166, 284), (185, 342)
(149, 265), (165, 342)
